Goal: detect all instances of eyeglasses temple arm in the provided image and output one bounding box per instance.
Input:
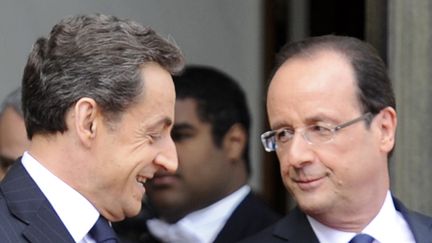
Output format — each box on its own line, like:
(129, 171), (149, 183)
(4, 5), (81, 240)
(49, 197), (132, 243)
(334, 112), (373, 131)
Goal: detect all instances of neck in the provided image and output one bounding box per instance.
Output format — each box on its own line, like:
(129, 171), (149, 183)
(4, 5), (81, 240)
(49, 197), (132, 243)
(28, 133), (89, 191)
(311, 189), (389, 232)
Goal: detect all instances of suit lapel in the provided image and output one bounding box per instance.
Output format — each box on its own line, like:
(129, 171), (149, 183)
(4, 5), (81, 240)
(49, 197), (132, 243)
(272, 207), (320, 242)
(1, 161), (75, 243)
(22, 203), (76, 243)
(271, 198), (432, 242)
(213, 192), (254, 243)
(214, 192), (280, 243)
(213, 192), (250, 243)
(394, 197), (432, 243)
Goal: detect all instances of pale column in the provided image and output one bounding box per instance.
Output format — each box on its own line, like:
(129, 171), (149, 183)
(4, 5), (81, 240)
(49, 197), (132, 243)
(388, 0), (432, 215)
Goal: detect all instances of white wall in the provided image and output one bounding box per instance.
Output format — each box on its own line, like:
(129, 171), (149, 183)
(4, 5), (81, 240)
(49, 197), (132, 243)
(0, 0), (264, 190)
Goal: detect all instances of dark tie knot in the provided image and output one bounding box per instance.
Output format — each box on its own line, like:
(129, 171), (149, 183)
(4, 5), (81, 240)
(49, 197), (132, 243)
(349, 233), (375, 243)
(89, 216), (118, 243)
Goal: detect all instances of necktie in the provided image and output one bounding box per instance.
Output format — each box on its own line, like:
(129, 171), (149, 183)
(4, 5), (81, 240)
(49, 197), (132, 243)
(349, 233), (375, 243)
(89, 216), (118, 243)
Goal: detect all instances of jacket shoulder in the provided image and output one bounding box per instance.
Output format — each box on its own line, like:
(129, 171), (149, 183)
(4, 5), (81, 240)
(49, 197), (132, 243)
(213, 191), (281, 243)
(0, 192), (27, 242)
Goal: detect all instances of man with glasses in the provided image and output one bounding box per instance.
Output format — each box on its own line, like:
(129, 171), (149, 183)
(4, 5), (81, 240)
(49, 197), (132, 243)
(242, 35), (432, 243)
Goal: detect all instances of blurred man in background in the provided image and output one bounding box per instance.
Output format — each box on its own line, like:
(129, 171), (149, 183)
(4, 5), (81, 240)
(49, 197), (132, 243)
(133, 65), (280, 243)
(0, 87), (30, 180)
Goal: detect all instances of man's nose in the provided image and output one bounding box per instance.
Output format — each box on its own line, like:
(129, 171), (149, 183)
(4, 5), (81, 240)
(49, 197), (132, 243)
(154, 137), (178, 172)
(279, 132), (314, 168)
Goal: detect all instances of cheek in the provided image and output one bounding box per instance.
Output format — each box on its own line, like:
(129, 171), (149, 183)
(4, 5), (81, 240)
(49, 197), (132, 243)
(276, 151), (293, 175)
(278, 161), (296, 193)
(177, 148), (205, 177)
(176, 140), (209, 165)
(136, 146), (154, 161)
(278, 160), (289, 178)
(320, 142), (370, 186)
(180, 151), (222, 183)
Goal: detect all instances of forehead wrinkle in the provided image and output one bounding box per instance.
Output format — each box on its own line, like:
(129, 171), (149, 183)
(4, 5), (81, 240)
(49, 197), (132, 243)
(139, 116), (173, 132)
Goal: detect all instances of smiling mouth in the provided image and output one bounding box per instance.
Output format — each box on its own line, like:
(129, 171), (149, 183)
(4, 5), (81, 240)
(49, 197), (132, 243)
(136, 175), (150, 186)
(148, 173), (179, 187)
(292, 176), (325, 191)
(294, 176), (323, 183)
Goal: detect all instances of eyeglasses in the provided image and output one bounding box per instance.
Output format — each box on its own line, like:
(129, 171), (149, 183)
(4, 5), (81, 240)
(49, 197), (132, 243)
(261, 112), (373, 152)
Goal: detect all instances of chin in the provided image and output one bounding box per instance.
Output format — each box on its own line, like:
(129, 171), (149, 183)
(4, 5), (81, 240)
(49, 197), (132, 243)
(297, 197), (330, 217)
(122, 200), (143, 218)
(124, 206), (142, 218)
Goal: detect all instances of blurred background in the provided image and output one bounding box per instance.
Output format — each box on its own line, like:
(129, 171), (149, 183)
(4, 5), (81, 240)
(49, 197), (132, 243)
(1, 0), (431, 216)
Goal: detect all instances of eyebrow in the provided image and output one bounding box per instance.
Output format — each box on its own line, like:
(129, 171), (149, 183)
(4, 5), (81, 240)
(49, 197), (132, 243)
(271, 113), (338, 130)
(162, 117), (173, 127)
(173, 123), (196, 131)
(149, 117), (173, 130)
(271, 121), (292, 131)
(304, 115), (333, 124)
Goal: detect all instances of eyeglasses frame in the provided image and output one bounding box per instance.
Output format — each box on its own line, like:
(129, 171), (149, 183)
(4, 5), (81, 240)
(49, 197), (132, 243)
(261, 112), (373, 152)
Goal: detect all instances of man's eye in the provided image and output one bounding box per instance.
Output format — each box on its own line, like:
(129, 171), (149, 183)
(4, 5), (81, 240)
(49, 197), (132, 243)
(152, 133), (162, 139)
(311, 125), (324, 131)
(171, 131), (193, 142)
(310, 125), (330, 133)
(147, 133), (162, 143)
(276, 129), (293, 142)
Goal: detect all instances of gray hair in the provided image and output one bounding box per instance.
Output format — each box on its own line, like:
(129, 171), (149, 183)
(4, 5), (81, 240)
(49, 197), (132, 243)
(22, 13), (185, 139)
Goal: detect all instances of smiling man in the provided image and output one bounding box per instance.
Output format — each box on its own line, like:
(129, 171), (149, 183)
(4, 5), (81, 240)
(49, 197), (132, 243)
(242, 35), (432, 243)
(0, 13), (184, 243)
(135, 65), (280, 243)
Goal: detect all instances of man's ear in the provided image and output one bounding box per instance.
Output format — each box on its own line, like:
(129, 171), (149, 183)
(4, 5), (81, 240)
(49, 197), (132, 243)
(223, 123), (247, 162)
(74, 98), (98, 148)
(376, 106), (397, 153)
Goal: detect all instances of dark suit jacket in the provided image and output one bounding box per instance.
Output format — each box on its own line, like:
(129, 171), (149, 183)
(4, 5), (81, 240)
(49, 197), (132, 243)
(240, 197), (432, 243)
(131, 191), (281, 243)
(0, 161), (75, 243)
(213, 191), (281, 243)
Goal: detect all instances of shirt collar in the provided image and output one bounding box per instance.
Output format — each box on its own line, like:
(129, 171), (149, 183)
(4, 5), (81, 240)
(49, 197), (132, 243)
(21, 152), (99, 242)
(148, 185), (251, 243)
(308, 191), (415, 243)
(362, 191), (415, 242)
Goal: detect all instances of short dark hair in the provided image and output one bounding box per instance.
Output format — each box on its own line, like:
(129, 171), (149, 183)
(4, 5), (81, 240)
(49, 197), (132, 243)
(173, 65), (251, 173)
(273, 35), (395, 118)
(22, 13), (184, 139)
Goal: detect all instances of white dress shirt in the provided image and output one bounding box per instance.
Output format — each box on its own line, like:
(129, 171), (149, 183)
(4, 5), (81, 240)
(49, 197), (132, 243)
(308, 191), (415, 243)
(22, 152), (100, 243)
(147, 185), (251, 243)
